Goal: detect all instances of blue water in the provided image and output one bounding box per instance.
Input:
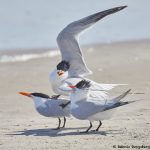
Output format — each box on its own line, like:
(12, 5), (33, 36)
(0, 0), (150, 50)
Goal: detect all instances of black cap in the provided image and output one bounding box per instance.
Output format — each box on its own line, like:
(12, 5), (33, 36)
(76, 80), (91, 89)
(57, 60), (70, 71)
(31, 93), (50, 99)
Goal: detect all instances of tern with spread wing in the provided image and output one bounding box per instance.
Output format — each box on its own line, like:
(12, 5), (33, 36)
(60, 80), (133, 133)
(49, 6), (127, 96)
(19, 92), (70, 129)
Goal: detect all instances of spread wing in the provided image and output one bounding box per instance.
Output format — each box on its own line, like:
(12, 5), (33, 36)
(57, 6), (127, 77)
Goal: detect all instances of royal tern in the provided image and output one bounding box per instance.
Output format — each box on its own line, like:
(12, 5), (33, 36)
(49, 6), (127, 96)
(19, 92), (70, 129)
(61, 80), (133, 133)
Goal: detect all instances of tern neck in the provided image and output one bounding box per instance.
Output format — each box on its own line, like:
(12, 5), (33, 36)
(32, 96), (47, 108)
(70, 89), (89, 103)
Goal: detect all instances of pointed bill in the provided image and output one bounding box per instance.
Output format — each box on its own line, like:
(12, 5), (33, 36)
(19, 92), (32, 97)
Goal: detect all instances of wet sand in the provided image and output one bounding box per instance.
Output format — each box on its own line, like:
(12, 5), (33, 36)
(0, 40), (150, 150)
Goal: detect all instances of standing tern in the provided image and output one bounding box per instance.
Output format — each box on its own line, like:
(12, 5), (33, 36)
(19, 92), (70, 129)
(49, 6), (127, 96)
(60, 80), (133, 133)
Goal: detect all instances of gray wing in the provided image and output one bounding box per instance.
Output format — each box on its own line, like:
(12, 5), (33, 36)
(75, 100), (106, 119)
(75, 89), (131, 119)
(45, 99), (70, 117)
(57, 6), (127, 77)
(47, 98), (70, 105)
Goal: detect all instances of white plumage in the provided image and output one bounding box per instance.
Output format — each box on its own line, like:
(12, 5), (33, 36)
(49, 6), (127, 96)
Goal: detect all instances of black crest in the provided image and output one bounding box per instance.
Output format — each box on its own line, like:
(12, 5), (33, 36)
(76, 80), (91, 89)
(31, 93), (50, 99)
(57, 60), (70, 71)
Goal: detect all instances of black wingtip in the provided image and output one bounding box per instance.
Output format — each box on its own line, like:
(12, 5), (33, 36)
(117, 5), (128, 10)
(97, 5), (128, 19)
(126, 89), (131, 93)
(111, 5), (128, 13)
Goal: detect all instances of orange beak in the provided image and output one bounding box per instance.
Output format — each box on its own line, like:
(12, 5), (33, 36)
(57, 70), (64, 76)
(19, 92), (32, 97)
(69, 85), (76, 89)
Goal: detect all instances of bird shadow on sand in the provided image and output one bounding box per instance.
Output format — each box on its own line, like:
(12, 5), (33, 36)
(7, 127), (121, 137)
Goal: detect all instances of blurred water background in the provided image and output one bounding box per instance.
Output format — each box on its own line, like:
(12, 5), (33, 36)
(0, 0), (150, 62)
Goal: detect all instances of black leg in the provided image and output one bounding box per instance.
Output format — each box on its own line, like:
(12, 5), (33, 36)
(52, 118), (61, 130)
(55, 118), (61, 129)
(95, 120), (102, 131)
(81, 122), (92, 133)
(62, 117), (66, 128)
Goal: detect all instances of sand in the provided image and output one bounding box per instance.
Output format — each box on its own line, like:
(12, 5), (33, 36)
(0, 40), (150, 150)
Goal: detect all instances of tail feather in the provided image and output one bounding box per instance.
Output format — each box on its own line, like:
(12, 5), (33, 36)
(104, 100), (135, 111)
(103, 89), (131, 111)
(111, 89), (131, 103)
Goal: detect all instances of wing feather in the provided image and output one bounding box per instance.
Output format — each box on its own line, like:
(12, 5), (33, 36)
(57, 6), (127, 77)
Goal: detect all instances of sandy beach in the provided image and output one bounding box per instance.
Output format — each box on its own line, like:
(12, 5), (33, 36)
(0, 40), (150, 150)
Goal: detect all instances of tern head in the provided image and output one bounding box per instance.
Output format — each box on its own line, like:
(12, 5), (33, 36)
(69, 80), (91, 91)
(19, 92), (50, 99)
(76, 80), (91, 89)
(19, 92), (50, 108)
(56, 60), (70, 77)
(68, 80), (91, 101)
